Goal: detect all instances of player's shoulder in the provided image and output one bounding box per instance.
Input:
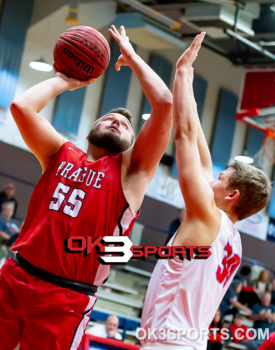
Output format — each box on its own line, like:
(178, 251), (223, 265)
(62, 141), (84, 155)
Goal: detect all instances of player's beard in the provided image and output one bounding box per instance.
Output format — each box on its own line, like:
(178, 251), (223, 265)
(88, 127), (131, 154)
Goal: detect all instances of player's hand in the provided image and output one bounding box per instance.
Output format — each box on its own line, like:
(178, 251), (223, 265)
(109, 25), (136, 71)
(53, 64), (95, 91)
(176, 32), (206, 69)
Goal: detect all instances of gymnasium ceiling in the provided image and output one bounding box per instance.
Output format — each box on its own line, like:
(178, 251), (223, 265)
(30, 0), (275, 66)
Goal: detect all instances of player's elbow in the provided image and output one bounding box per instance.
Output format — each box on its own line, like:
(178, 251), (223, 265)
(155, 89), (173, 112)
(174, 121), (197, 141)
(10, 100), (22, 119)
(163, 90), (173, 109)
(10, 99), (30, 120)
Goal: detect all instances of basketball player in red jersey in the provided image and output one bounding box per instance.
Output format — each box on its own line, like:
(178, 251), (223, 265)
(0, 25), (172, 350)
(140, 34), (272, 350)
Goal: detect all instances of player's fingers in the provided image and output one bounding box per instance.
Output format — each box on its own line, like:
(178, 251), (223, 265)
(108, 28), (120, 42)
(115, 61), (121, 71)
(192, 32), (205, 52)
(115, 56), (123, 71)
(120, 25), (127, 37)
(88, 78), (96, 84)
(111, 25), (121, 37)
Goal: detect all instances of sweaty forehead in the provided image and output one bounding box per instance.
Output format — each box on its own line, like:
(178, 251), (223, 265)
(104, 113), (130, 124)
(94, 113), (130, 127)
(224, 168), (234, 176)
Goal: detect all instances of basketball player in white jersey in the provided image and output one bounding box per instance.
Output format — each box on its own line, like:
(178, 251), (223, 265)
(140, 33), (272, 350)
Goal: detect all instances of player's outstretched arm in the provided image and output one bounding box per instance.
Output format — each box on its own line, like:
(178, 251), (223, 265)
(109, 25), (172, 179)
(173, 33), (217, 220)
(181, 46), (213, 181)
(10, 73), (94, 171)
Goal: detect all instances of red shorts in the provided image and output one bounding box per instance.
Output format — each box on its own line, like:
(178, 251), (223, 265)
(0, 258), (97, 350)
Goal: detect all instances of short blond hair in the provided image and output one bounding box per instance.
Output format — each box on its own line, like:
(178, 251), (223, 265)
(226, 160), (272, 220)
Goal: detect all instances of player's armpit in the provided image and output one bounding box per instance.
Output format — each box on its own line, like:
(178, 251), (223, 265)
(10, 102), (66, 171)
(175, 135), (217, 221)
(128, 99), (172, 176)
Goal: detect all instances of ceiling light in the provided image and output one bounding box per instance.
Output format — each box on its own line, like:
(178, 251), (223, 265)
(234, 155), (254, 164)
(142, 113), (151, 120)
(29, 58), (53, 72)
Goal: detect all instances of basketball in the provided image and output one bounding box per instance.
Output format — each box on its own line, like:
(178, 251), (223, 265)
(53, 26), (110, 81)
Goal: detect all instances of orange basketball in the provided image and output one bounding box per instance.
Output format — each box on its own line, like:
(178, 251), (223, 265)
(53, 26), (110, 81)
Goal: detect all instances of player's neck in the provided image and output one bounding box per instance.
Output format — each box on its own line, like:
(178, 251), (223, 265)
(86, 143), (112, 161)
(223, 209), (238, 224)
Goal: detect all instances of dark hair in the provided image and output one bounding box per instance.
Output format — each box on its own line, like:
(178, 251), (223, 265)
(210, 311), (223, 331)
(226, 160), (272, 220)
(240, 266), (251, 276)
(108, 108), (133, 126)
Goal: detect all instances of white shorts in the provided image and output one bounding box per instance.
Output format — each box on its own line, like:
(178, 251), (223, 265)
(141, 343), (194, 350)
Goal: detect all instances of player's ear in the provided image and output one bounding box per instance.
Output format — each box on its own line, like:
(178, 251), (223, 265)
(226, 189), (240, 203)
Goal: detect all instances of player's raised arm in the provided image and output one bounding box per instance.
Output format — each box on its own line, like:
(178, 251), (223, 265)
(109, 25), (173, 179)
(173, 33), (216, 220)
(10, 74), (94, 172)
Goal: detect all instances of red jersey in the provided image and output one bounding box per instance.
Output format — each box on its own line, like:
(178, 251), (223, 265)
(259, 332), (275, 350)
(13, 142), (138, 285)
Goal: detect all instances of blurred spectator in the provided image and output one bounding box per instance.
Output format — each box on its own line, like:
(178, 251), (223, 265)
(165, 208), (185, 244)
(238, 268), (261, 309)
(207, 310), (225, 350)
(0, 202), (19, 260)
(0, 202), (19, 237)
(219, 278), (252, 317)
(236, 265), (252, 287)
(243, 292), (275, 350)
(86, 315), (122, 340)
(229, 314), (253, 344)
(271, 279), (275, 305)
(252, 270), (272, 298)
(0, 182), (18, 218)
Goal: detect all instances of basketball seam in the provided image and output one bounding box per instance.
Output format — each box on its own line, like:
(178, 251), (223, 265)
(58, 37), (106, 71)
(55, 46), (97, 79)
(64, 29), (110, 60)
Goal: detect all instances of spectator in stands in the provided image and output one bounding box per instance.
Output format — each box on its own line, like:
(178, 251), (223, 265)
(165, 208), (185, 244)
(238, 266), (261, 309)
(207, 309), (225, 350)
(229, 314), (253, 344)
(252, 270), (272, 298)
(0, 202), (19, 237)
(0, 230), (12, 265)
(237, 265), (252, 287)
(0, 182), (18, 218)
(243, 292), (275, 350)
(86, 315), (122, 340)
(271, 279), (275, 305)
(219, 278), (252, 317)
(0, 202), (19, 259)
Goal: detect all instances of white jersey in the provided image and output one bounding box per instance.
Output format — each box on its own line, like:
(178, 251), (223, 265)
(140, 210), (242, 349)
